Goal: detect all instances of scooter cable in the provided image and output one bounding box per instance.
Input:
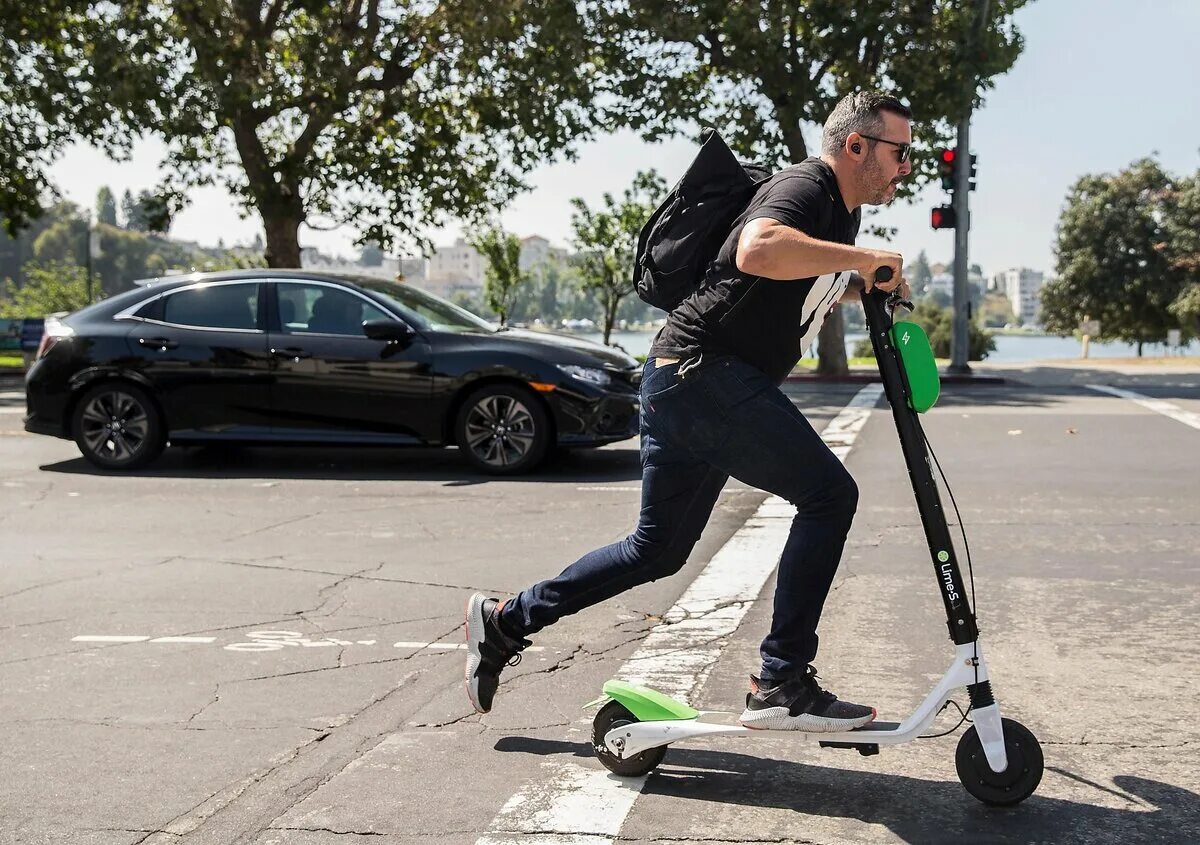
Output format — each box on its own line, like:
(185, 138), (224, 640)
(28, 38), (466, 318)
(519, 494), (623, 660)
(912, 414), (982, 737)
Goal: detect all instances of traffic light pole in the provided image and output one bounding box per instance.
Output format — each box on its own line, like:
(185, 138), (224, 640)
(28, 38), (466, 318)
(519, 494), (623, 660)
(949, 112), (971, 375)
(948, 0), (991, 375)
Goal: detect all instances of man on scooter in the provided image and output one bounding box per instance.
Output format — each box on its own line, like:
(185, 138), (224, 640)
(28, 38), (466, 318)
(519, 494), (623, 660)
(467, 90), (913, 731)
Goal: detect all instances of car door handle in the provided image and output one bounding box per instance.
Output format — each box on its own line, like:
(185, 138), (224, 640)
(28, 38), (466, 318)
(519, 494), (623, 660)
(138, 337), (178, 350)
(271, 347), (311, 360)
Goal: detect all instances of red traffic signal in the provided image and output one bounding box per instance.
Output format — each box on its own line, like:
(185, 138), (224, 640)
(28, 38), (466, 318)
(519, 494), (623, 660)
(931, 205), (957, 229)
(938, 148), (957, 191)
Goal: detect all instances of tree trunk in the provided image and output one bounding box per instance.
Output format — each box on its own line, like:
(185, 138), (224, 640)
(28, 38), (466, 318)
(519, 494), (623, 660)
(262, 210), (303, 268)
(816, 308), (850, 374)
(1137, 340), (1143, 357)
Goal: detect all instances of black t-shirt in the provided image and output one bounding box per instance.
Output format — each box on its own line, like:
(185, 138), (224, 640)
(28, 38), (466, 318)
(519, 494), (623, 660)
(648, 157), (861, 384)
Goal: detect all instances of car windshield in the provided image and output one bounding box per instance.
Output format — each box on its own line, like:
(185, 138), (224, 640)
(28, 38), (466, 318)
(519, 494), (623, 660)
(350, 277), (496, 334)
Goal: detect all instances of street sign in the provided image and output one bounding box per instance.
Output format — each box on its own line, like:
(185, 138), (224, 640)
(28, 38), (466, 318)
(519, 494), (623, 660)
(1080, 319), (1100, 336)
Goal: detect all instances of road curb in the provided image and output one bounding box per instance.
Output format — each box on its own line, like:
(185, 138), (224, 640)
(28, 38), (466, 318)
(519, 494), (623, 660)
(785, 371), (1007, 385)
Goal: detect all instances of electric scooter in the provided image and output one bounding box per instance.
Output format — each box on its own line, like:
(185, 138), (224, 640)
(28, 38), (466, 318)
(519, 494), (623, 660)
(586, 268), (1044, 806)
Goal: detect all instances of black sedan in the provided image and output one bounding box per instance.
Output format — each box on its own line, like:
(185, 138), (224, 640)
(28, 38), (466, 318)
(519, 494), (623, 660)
(23, 270), (642, 474)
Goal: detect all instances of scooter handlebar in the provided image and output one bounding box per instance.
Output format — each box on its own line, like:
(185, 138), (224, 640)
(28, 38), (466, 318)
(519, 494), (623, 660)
(869, 266), (913, 313)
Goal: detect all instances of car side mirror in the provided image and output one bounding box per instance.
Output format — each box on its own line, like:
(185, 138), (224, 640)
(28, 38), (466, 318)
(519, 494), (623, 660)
(363, 319), (415, 343)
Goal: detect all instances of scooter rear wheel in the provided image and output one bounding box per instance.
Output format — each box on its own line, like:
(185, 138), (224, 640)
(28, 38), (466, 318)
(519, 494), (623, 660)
(592, 700), (666, 777)
(955, 717), (1043, 806)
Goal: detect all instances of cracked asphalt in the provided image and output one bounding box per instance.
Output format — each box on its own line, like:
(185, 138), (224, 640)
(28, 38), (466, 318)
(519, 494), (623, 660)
(2, 363), (1198, 845)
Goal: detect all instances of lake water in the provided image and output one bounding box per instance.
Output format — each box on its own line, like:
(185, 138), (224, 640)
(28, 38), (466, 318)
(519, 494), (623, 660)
(578, 330), (1197, 363)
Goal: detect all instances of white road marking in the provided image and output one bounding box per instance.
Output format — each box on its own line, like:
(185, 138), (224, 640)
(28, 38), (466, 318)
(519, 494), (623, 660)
(0, 390), (23, 400)
(477, 383), (885, 845)
(575, 486), (754, 494)
(1086, 384), (1200, 431)
(0, 407), (25, 415)
(68, 633), (544, 653)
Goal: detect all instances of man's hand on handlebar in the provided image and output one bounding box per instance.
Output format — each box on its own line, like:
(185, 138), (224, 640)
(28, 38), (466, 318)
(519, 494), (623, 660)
(849, 271), (910, 302)
(857, 250), (904, 293)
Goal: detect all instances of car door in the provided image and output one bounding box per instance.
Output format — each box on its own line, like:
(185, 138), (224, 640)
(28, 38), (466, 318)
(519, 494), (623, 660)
(125, 280), (273, 438)
(266, 280), (433, 441)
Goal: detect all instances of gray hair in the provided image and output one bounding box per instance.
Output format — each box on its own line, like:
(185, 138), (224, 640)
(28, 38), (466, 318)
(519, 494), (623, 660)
(821, 91), (912, 157)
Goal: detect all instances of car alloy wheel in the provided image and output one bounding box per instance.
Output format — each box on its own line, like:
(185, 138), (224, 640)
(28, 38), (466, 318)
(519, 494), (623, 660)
(72, 383), (165, 470)
(456, 385), (551, 475)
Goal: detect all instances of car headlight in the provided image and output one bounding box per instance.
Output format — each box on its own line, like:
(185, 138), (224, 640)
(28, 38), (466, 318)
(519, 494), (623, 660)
(556, 364), (613, 387)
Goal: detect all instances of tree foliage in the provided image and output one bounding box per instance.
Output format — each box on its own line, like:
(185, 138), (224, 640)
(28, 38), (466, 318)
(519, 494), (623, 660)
(570, 170), (667, 345)
(469, 226), (528, 327)
(96, 187), (118, 226)
(0, 1), (158, 234)
(1042, 159), (1196, 352)
(97, 1), (618, 267)
(598, 0), (1028, 373)
(0, 260), (91, 318)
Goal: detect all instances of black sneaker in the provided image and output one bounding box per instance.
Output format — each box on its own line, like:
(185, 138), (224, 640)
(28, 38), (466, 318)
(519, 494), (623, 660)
(465, 593), (531, 714)
(739, 665), (876, 731)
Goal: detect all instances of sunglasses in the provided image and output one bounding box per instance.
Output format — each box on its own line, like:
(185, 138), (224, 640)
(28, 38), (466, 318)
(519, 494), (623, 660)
(858, 134), (911, 164)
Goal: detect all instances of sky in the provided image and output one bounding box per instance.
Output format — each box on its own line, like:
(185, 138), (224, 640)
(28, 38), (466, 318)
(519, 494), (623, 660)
(48, 0), (1200, 280)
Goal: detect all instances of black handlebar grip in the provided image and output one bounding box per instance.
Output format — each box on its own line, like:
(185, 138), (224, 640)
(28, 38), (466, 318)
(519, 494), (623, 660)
(874, 266), (894, 284)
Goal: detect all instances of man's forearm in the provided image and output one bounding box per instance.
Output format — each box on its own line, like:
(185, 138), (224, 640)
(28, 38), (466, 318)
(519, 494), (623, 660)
(738, 226), (868, 280)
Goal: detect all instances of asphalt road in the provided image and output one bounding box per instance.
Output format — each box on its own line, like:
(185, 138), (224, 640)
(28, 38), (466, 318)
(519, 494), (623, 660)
(2, 364), (1197, 845)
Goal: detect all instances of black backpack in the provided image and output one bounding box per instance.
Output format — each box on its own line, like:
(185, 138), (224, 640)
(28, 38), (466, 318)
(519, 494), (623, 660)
(633, 130), (773, 312)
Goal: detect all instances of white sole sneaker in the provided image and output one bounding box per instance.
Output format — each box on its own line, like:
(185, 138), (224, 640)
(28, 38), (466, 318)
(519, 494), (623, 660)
(739, 705), (877, 732)
(464, 592), (488, 713)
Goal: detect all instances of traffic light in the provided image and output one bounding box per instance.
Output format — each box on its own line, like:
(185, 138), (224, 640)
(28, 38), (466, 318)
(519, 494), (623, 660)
(931, 205), (957, 229)
(969, 153), (978, 191)
(938, 148), (957, 191)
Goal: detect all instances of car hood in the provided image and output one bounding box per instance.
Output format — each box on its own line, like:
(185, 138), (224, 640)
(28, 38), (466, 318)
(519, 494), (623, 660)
(468, 328), (640, 369)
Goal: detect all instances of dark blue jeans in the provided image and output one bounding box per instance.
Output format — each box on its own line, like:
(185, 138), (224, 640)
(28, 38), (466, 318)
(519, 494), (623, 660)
(500, 353), (859, 683)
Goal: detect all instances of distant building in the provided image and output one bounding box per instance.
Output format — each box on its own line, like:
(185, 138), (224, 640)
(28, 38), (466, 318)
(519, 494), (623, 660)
(519, 235), (568, 274)
(995, 268), (1045, 326)
(426, 233), (568, 299)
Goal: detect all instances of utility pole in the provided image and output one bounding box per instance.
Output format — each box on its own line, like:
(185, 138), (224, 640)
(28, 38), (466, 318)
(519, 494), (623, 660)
(949, 0), (992, 375)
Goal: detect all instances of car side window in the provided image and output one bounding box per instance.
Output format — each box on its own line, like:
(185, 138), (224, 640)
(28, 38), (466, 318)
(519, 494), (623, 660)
(277, 283), (390, 337)
(161, 284), (259, 330)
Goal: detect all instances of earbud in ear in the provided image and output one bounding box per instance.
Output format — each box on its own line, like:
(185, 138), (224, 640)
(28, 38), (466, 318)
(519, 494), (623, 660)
(851, 142), (862, 154)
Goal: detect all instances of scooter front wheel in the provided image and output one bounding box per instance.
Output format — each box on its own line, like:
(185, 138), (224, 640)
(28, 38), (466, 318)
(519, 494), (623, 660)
(591, 700), (666, 777)
(955, 717), (1043, 806)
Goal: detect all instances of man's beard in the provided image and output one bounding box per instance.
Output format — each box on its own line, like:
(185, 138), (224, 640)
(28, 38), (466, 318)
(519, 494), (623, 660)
(859, 157), (894, 205)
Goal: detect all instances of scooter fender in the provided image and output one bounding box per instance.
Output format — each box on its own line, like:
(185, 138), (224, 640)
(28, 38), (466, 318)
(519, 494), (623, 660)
(589, 680), (699, 722)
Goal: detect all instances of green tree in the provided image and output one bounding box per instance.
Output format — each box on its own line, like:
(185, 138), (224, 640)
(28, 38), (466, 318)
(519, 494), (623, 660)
(569, 170), (667, 345)
(0, 260), (91, 318)
(909, 249), (934, 297)
(854, 301), (994, 360)
(1041, 159), (1189, 355)
(96, 187), (117, 226)
(469, 226), (528, 327)
(120, 189), (140, 230)
(1164, 170), (1200, 341)
(601, 1), (1028, 374)
(98, 1), (614, 267)
(0, 2), (157, 234)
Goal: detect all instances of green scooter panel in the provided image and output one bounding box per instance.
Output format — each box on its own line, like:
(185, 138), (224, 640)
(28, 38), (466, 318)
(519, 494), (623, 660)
(600, 680), (698, 721)
(889, 320), (940, 413)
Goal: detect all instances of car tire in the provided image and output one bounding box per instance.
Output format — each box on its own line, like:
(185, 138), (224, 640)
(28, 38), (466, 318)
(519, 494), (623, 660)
(71, 382), (166, 471)
(454, 383), (551, 475)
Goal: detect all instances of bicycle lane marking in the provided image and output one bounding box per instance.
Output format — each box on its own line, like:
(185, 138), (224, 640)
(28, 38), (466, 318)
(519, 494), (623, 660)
(1085, 384), (1200, 431)
(476, 383), (885, 845)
